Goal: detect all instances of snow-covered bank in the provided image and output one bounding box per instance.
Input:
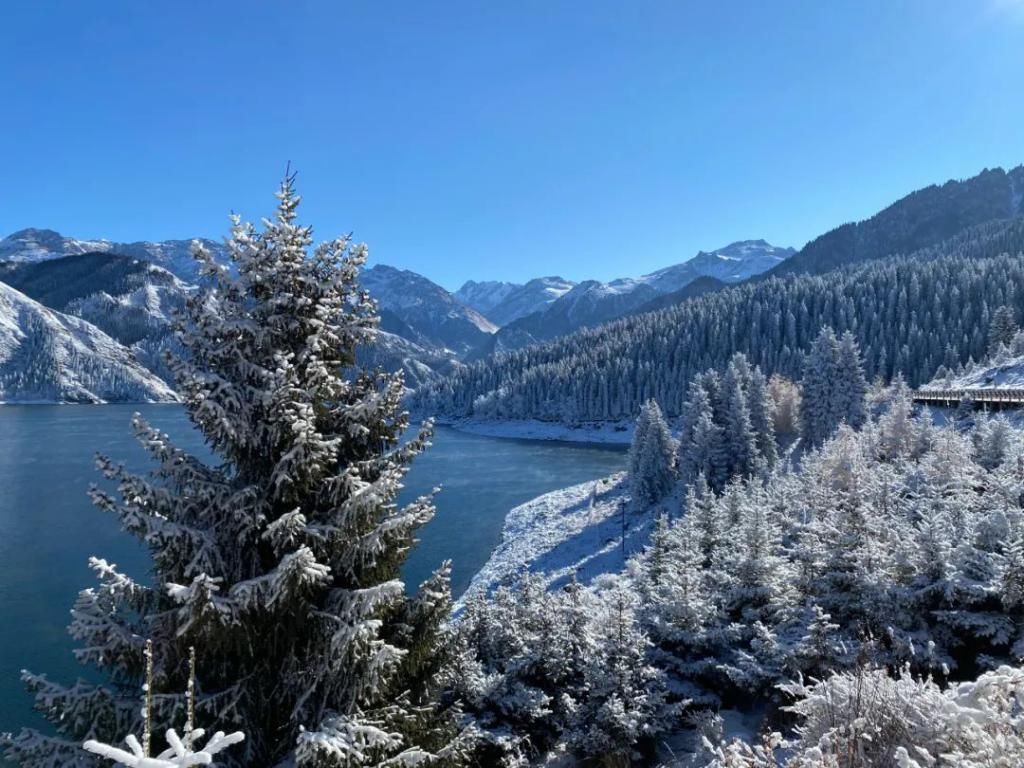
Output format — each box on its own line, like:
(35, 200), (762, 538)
(459, 471), (669, 607)
(437, 417), (635, 445)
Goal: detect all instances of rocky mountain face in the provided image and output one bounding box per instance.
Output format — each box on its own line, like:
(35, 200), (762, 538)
(361, 264), (496, 356)
(453, 280), (519, 317)
(456, 276), (576, 326)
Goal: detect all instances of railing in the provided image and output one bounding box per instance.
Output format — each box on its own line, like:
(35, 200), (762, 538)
(913, 387), (1024, 405)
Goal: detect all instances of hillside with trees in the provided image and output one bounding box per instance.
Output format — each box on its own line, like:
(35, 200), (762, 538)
(452, 356), (1024, 766)
(417, 217), (1024, 424)
(769, 164), (1024, 277)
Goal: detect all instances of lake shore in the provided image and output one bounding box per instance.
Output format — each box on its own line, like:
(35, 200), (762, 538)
(435, 417), (635, 445)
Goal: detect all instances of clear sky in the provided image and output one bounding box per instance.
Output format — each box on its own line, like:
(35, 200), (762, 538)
(2, 1), (1023, 290)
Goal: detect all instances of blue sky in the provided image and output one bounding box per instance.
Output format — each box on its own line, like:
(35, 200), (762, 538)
(2, 2), (1023, 290)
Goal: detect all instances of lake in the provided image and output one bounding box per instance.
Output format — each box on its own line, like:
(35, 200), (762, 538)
(0, 404), (625, 734)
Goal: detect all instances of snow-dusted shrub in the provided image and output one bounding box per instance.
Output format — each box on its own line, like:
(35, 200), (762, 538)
(701, 664), (1024, 767)
(781, 664), (1024, 767)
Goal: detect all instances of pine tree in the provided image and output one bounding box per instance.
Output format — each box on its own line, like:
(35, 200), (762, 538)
(794, 604), (842, 677)
(975, 416), (1014, 471)
(5, 178), (466, 767)
(629, 399), (676, 506)
(836, 331), (868, 429)
(722, 365), (758, 480)
(563, 582), (672, 766)
(801, 327), (841, 446)
(746, 366), (778, 470)
(989, 304), (1018, 354)
(678, 380), (726, 491)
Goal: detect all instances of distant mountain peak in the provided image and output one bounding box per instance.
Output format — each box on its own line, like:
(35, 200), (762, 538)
(362, 263), (497, 355)
(456, 275), (576, 327)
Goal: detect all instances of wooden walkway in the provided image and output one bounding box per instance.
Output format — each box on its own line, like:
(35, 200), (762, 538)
(913, 388), (1024, 408)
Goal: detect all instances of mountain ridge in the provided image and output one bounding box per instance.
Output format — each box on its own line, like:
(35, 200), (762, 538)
(0, 228), (228, 282)
(474, 239), (793, 355)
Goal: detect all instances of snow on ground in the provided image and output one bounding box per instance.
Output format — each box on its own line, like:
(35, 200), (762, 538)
(458, 471), (672, 608)
(439, 417), (636, 445)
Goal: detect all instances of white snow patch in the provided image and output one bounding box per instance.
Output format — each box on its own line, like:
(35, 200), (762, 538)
(458, 472), (668, 609)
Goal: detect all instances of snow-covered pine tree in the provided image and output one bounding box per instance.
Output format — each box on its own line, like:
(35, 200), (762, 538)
(563, 581), (673, 767)
(722, 364), (758, 480)
(801, 327), (841, 446)
(629, 399), (677, 506)
(678, 379), (726, 491)
(5, 177), (466, 767)
(746, 366), (777, 470)
(989, 304), (1018, 354)
(836, 330), (868, 430)
(975, 415), (1014, 471)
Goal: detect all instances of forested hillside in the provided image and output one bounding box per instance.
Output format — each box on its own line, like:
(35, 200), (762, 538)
(456, 382), (1024, 766)
(416, 217), (1024, 423)
(770, 165), (1024, 277)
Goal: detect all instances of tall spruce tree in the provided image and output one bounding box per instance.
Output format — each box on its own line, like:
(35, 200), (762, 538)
(836, 331), (868, 430)
(746, 366), (778, 470)
(5, 178), (466, 767)
(989, 305), (1018, 354)
(722, 364), (758, 480)
(629, 400), (677, 506)
(801, 327), (840, 446)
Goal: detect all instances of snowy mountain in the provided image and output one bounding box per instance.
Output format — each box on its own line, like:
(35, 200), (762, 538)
(361, 264), (497, 356)
(453, 280), (519, 317)
(0, 280), (177, 403)
(0, 252), (195, 384)
(0, 228), (228, 282)
(478, 239), (792, 354)
(643, 239), (794, 291)
(456, 276), (577, 326)
(0, 252), (192, 344)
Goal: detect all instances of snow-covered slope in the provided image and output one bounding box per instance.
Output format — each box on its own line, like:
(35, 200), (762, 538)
(0, 252), (193, 346)
(642, 240), (794, 292)
(362, 264), (497, 356)
(0, 281), (178, 403)
(459, 471), (665, 607)
(456, 276), (576, 326)
(356, 330), (462, 389)
(0, 228), (227, 282)
(481, 240), (792, 353)
(454, 280), (519, 317)
(926, 352), (1024, 391)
